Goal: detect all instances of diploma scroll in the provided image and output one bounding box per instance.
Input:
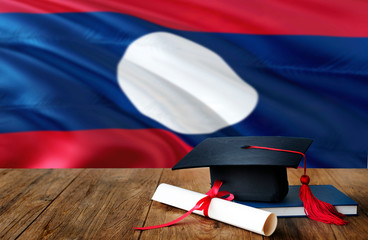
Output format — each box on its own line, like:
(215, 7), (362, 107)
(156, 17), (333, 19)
(152, 183), (277, 236)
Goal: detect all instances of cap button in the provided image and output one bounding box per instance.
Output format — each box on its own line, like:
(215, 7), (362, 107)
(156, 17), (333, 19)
(300, 175), (310, 185)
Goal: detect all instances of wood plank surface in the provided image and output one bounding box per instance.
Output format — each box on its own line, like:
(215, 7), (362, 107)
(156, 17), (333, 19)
(141, 168), (368, 240)
(0, 169), (82, 240)
(1, 168), (367, 239)
(17, 168), (163, 240)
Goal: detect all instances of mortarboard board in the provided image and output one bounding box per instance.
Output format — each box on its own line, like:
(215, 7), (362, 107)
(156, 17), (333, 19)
(172, 136), (313, 202)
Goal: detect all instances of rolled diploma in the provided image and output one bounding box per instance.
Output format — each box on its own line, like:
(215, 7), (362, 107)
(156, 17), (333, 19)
(152, 183), (277, 236)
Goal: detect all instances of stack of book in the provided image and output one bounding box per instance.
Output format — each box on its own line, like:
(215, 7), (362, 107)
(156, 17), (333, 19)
(236, 185), (358, 217)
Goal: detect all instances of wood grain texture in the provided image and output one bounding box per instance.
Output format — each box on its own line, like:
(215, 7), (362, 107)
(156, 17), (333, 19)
(17, 168), (163, 240)
(0, 169), (82, 240)
(141, 168), (368, 240)
(1, 168), (367, 239)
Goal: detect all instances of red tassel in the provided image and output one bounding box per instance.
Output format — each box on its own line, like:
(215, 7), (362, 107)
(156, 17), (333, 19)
(247, 145), (349, 225)
(299, 175), (348, 225)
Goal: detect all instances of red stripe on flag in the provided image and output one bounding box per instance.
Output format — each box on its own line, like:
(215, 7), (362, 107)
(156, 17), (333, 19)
(0, 129), (192, 168)
(1, 0), (368, 37)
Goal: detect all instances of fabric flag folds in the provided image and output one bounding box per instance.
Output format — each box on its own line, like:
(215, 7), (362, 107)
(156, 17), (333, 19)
(0, 0), (367, 168)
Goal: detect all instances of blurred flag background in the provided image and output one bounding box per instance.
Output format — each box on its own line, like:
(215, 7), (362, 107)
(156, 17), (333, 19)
(0, 0), (367, 168)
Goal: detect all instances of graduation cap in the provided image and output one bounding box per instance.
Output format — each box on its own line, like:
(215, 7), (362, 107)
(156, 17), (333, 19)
(173, 136), (348, 225)
(173, 136), (312, 202)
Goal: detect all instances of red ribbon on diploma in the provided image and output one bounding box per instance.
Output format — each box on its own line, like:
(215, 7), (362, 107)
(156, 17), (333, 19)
(134, 180), (234, 230)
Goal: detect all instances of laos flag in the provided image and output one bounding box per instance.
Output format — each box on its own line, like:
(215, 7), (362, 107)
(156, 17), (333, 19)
(0, 0), (367, 168)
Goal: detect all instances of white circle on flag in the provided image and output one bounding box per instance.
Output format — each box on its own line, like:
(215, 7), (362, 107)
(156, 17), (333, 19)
(117, 32), (258, 134)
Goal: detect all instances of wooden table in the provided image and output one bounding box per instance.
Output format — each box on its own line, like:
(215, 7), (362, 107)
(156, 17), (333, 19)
(1, 168), (367, 239)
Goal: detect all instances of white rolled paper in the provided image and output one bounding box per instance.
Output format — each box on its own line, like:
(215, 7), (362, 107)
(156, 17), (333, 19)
(152, 183), (277, 236)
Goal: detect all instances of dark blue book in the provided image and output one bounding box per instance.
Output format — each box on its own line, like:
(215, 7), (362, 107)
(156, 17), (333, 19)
(235, 185), (358, 217)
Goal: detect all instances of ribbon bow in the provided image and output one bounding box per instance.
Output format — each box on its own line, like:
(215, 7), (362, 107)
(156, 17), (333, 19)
(134, 180), (234, 230)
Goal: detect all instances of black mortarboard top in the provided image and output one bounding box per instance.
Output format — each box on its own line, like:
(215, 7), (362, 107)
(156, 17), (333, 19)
(172, 136), (313, 202)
